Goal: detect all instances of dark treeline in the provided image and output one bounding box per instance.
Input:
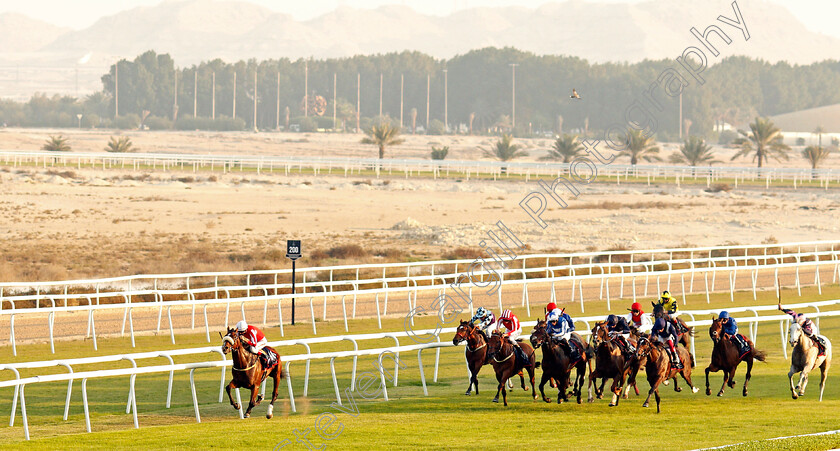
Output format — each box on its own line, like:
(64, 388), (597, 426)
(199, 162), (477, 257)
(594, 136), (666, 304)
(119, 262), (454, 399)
(2, 47), (840, 140)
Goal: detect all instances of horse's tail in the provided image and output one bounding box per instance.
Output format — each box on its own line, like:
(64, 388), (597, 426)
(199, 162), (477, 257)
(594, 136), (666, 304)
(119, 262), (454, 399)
(752, 348), (767, 362)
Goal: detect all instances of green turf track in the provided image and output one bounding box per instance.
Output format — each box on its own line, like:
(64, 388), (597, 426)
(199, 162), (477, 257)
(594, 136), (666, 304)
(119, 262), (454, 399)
(2, 286), (840, 450)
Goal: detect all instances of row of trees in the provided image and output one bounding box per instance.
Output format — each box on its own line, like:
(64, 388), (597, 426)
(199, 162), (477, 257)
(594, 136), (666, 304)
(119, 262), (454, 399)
(362, 117), (835, 170)
(3, 48), (840, 138)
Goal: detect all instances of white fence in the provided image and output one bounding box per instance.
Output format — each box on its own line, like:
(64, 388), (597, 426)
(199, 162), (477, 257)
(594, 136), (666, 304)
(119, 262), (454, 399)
(1, 299), (838, 441)
(2, 150), (840, 185)
(2, 246), (839, 354)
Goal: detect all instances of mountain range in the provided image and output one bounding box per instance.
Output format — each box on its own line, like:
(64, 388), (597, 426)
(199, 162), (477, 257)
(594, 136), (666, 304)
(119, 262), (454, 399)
(1, 0), (839, 99)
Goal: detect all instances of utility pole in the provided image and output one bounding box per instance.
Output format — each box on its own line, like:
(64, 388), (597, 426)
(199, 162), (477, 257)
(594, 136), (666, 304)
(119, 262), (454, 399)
(679, 90), (683, 139)
(193, 70), (198, 117)
(509, 63), (518, 130)
(400, 74), (404, 128)
(304, 61), (309, 117)
(232, 72), (237, 119)
(115, 61), (119, 117)
(333, 72), (337, 131)
(253, 70), (258, 132)
(276, 73), (280, 130)
(356, 73), (360, 133)
(426, 74), (430, 130)
(379, 73), (383, 118)
(173, 70), (178, 120)
(443, 69), (448, 132)
(211, 72), (215, 120)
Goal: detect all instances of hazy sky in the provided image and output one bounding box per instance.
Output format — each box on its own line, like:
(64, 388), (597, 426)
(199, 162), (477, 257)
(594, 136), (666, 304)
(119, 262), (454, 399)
(2, 0), (840, 38)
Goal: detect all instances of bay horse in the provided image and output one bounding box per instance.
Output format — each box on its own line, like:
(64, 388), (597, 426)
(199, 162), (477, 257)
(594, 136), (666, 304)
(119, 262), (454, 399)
(652, 301), (695, 367)
(587, 321), (641, 406)
(486, 330), (537, 406)
(221, 328), (283, 418)
(788, 321), (832, 401)
(705, 317), (766, 397)
(453, 320), (488, 396)
(529, 320), (591, 404)
(636, 336), (699, 413)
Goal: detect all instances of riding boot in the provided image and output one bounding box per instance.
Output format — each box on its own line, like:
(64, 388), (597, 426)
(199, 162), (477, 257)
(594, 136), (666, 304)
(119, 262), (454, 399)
(667, 341), (683, 369)
(564, 339), (581, 363)
(514, 344), (531, 367)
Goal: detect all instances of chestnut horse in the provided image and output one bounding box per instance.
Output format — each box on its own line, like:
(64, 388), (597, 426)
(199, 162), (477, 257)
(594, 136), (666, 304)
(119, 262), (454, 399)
(652, 301), (695, 367)
(221, 328), (283, 418)
(636, 336), (699, 413)
(587, 322), (641, 406)
(453, 320), (488, 396)
(530, 320), (591, 404)
(486, 330), (537, 406)
(705, 317), (766, 397)
(788, 321), (832, 401)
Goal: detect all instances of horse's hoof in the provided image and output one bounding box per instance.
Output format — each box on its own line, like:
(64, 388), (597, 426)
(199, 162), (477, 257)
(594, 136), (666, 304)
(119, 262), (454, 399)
(743, 390), (748, 397)
(705, 389), (711, 396)
(609, 403), (616, 407)
(596, 394), (603, 400)
(492, 398), (499, 403)
(674, 387), (682, 392)
(257, 395), (263, 403)
(244, 413), (250, 418)
(642, 402), (649, 408)
(692, 387), (699, 394)
(464, 392), (471, 396)
(792, 393), (799, 400)
(233, 403), (240, 410)
(577, 398), (582, 404)
(587, 398), (594, 403)
(543, 397), (551, 403)
(266, 413), (273, 419)
(717, 391), (724, 397)
(663, 380), (669, 386)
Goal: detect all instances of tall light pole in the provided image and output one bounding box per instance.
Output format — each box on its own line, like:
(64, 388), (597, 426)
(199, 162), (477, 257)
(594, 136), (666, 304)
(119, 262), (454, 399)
(356, 72), (360, 133)
(379, 73), (383, 118)
(253, 70), (258, 132)
(193, 70), (198, 117)
(509, 63), (518, 130)
(211, 72), (216, 120)
(304, 61), (309, 117)
(426, 73), (430, 130)
(232, 72), (237, 119)
(443, 69), (448, 132)
(114, 61), (119, 118)
(400, 74), (404, 128)
(276, 72), (280, 130)
(333, 72), (337, 131)
(678, 90), (683, 139)
(173, 69), (178, 121)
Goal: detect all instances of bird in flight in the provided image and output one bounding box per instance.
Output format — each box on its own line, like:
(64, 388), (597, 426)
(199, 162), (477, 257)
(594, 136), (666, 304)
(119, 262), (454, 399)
(570, 88), (581, 99)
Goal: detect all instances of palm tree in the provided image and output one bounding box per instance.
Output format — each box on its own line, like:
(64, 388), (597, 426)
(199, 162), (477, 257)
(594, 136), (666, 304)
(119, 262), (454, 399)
(42, 135), (71, 152)
(731, 117), (790, 168)
(802, 145), (831, 179)
(620, 129), (661, 165)
(105, 136), (137, 153)
(542, 134), (583, 163)
(669, 136), (721, 172)
(361, 123), (404, 159)
(430, 146), (449, 160)
(813, 125), (826, 148)
(482, 134), (528, 162)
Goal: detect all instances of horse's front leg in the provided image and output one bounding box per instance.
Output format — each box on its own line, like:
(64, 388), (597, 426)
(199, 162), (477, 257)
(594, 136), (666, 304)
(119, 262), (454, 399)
(244, 386), (259, 418)
(267, 370), (280, 419)
(788, 365), (800, 399)
(493, 371), (503, 403)
(797, 364), (810, 397)
(672, 375), (682, 392)
(705, 363), (719, 396)
(226, 380), (240, 410)
(539, 373), (551, 403)
(643, 377), (661, 409)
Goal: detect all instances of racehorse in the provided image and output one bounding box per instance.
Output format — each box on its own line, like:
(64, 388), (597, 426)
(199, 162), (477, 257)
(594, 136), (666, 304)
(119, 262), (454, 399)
(587, 321), (641, 406)
(221, 328), (283, 418)
(530, 320), (591, 404)
(453, 320), (488, 396)
(636, 336), (699, 413)
(788, 321), (832, 401)
(486, 330), (537, 406)
(705, 317), (766, 397)
(652, 301), (695, 367)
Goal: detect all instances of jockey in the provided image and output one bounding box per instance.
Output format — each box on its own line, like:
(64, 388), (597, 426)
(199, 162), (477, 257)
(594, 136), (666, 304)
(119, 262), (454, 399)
(546, 302), (575, 333)
(547, 310), (581, 363)
(718, 311), (748, 353)
(651, 317), (683, 369)
(545, 301), (557, 320)
(605, 314), (635, 357)
(236, 320), (269, 367)
(625, 302), (652, 330)
(496, 309), (532, 367)
(469, 307), (496, 340)
(660, 291), (678, 314)
(779, 303), (827, 354)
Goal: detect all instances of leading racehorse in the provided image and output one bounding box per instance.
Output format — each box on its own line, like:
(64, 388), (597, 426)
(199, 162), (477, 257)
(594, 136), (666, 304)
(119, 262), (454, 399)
(453, 320), (488, 396)
(652, 301), (695, 367)
(788, 321), (832, 401)
(587, 321), (641, 406)
(705, 317), (765, 397)
(221, 328), (283, 418)
(486, 330), (537, 406)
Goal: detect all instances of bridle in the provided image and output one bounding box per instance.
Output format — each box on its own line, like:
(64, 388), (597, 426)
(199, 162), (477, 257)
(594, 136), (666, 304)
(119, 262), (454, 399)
(223, 330), (259, 372)
(457, 324), (486, 353)
(488, 334), (514, 363)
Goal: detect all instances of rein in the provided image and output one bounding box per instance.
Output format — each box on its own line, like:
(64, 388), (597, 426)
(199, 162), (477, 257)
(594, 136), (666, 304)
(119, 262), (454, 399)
(224, 333), (260, 372)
